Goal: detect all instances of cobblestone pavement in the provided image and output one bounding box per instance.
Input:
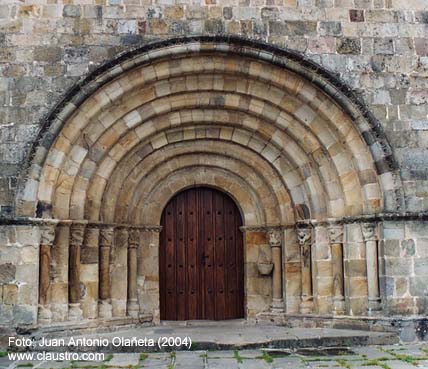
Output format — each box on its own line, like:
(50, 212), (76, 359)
(1, 344), (428, 369)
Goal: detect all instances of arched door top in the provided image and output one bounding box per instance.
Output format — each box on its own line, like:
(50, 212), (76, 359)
(160, 187), (244, 321)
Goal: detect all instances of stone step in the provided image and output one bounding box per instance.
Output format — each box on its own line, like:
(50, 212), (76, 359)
(25, 326), (399, 353)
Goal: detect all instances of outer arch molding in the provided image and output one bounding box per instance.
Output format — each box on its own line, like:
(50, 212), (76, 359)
(16, 35), (404, 218)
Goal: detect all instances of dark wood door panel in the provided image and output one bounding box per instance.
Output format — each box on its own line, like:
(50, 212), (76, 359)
(160, 187), (244, 321)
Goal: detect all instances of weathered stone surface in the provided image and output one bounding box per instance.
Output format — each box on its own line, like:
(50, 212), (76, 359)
(0, 0), (428, 331)
(0, 263), (16, 283)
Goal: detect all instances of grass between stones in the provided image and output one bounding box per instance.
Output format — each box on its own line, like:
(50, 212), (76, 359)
(361, 359), (391, 369)
(103, 354), (113, 362)
(336, 359), (352, 368)
(233, 350), (243, 363)
(139, 353), (148, 361)
(381, 347), (428, 365)
(259, 351), (274, 363)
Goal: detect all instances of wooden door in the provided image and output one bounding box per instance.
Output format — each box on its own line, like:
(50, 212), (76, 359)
(160, 187), (244, 320)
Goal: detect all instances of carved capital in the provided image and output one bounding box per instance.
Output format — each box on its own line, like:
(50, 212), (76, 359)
(129, 229), (140, 249)
(115, 227), (129, 248)
(297, 227), (312, 247)
(362, 223), (377, 242)
(40, 224), (56, 246)
(328, 224), (344, 244)
(100, 226), (114, 248)
(84, 226), (100, 248)
(70, 222), (86, 247)
(267, 229), (282, 247)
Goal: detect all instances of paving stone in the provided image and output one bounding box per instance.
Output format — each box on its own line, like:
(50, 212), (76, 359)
(385, 360), (421, 369)
(207, 358), (239, 368)
(107, 353), (140, 366)
(352, 346), (394, 359)
(239, 350), (264, 359)
(272, 357), (308, 368)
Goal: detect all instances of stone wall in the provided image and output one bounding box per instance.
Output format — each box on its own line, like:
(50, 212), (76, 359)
(0, 225), (40, 327)
(0, 0), (427, 215)
(1, 0), (428, 333)
(380, 220), (428, 316)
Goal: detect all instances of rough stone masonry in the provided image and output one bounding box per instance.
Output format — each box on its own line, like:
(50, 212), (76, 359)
(0, 0), (428, 341)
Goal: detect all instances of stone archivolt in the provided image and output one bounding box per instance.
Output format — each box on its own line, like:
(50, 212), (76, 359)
(15, 39), (400, 325)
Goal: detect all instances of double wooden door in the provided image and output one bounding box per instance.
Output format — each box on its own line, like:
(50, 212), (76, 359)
(160, 187), (244, 320)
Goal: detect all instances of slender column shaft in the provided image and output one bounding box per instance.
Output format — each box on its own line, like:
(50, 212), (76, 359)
(268, 229), (284, 312)
(127, 229), (139, 318)
(80, 225), (99, 319)
(298, 227), (313, 314)
(362, 223), (381, 315)
(38, 223), (57, 325)
(99, 226), (114, 318)
(68, 222), (86, 320)
(39, 245), (51, 305)
(328, 224), (345, 315)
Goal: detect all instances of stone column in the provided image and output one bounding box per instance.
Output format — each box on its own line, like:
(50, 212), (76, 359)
(328, 223), (345, 315)
(127, 229), (139, 318)
(297, 226), (313, 314)
(362, 222), (382, 315)
(268, 229), (284, 312)
(80, 225), (99, 319)
(99, 226), (114, 318)
(68, 221), (86, 320)
(38, 222), (57, 324)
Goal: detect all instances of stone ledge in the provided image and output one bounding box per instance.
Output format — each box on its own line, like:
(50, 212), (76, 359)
(28, 325), (398, 353)
(256, 312), (428, 342)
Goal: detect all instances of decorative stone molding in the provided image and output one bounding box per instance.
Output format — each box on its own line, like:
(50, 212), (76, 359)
(297, 226), (313, 314)
(328, 223), (345, 316)
(70, 222), (86, 245)
(128, 229), (140, 249)
(268, 229), (282, 248)
(266, 228), (284, 312)
(99, 226), (114, 319)
(257, 245), (273, 276)
(116, 227), (129, 249)
(99, 226), (115, 247)
(328, 224), (344, 245)
(40, 223), (57, 246)
(38, 221), (58, 325)
(297, 227), (312, 247)
(362, 222), (377, 242)
(68, 222), (86, 321)
(361, 222), (382, 315)
(127, 228), (139, 318)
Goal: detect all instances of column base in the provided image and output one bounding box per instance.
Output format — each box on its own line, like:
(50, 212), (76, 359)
(127, 299), (139, 318)
(333, 296), (345, 316)
(299, 296), (313, 314)
(38, 305), (52, 325)
(367, 298), (382, 316)
(68, 303), (83, 320)
(271, 298), (284, 313)
(98, 300), (113, 319)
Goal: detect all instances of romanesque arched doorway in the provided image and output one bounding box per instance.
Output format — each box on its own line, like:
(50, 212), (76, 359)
(160, 187), (244, 321)
(15, 37), (404, 328)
